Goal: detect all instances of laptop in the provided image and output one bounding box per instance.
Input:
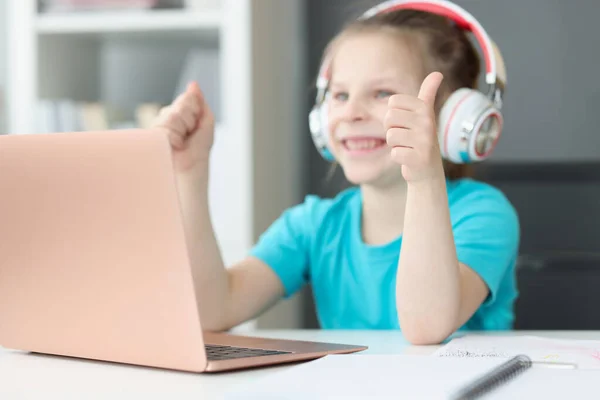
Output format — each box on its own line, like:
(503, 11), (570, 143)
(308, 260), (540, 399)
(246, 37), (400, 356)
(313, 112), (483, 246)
(0, 129), (367, 373)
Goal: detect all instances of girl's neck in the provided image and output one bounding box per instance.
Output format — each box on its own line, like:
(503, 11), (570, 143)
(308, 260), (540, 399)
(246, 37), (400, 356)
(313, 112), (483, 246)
(360, 179), (408, 246)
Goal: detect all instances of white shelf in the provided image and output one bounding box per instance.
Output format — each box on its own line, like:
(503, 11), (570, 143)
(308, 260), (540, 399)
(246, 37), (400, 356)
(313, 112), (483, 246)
(36, 9), (221, 35)
(6, 0), (307, 329)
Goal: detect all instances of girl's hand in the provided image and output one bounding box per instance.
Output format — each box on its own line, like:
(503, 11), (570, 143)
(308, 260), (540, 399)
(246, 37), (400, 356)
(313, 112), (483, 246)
(384, 72), (445, 183)
(152, 81), (215, 175)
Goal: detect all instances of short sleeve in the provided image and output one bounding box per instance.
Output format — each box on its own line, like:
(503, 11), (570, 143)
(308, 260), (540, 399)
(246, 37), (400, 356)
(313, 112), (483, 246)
(249, 196), (319, 298)
(451, 185), (520, 306)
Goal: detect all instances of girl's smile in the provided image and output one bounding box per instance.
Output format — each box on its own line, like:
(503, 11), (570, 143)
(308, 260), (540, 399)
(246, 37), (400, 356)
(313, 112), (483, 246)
(339, 136), (388, 157)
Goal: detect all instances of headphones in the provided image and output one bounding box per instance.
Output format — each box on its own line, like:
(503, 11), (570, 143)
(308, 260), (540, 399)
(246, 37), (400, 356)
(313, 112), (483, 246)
(308, 0), (507, 164)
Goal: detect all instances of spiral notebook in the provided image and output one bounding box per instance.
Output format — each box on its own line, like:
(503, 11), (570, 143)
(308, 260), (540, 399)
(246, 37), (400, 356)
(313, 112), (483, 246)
(450, 355), (533, 399)
(223, 354), (597, 399)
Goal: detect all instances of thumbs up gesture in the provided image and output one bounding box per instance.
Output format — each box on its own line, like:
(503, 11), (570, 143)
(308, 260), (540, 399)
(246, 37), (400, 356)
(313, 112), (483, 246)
(384, 72), (445, 183)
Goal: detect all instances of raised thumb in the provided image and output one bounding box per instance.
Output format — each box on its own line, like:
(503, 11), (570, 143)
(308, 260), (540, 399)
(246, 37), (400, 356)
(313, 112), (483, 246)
(418, 72), (444, 108)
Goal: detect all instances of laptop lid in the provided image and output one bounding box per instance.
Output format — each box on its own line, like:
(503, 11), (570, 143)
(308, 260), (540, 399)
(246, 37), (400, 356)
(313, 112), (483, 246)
(0, 129), (208, 372)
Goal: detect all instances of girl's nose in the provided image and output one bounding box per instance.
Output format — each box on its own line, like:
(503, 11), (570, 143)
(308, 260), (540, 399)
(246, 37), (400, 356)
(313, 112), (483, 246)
(341, 97), (368, 122)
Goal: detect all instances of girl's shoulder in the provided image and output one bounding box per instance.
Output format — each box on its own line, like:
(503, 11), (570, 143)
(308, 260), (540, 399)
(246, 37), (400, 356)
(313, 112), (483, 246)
(447, 177), (508, 200)
(446, 178), (518, 221)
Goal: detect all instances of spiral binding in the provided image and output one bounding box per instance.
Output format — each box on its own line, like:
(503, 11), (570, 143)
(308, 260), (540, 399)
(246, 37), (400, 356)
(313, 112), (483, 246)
(450, 354), (532, 400)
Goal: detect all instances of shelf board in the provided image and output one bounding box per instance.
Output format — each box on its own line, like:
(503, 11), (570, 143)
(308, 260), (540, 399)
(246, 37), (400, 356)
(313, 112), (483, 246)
(36, 9), (221, 35)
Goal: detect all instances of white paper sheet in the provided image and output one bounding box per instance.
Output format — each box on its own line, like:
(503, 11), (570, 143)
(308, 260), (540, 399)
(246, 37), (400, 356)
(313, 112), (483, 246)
(222, 354), (599, 400)
(223, 355), (503, 400)
(434, 335), (600, 369)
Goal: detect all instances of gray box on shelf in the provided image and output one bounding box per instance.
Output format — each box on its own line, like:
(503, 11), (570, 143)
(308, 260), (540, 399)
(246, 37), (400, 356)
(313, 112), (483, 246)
(101, 38), (220, 122)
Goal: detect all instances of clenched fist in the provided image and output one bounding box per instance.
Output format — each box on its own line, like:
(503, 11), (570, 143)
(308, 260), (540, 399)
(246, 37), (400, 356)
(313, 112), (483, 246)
(153, 81), (215, 174)
(384, 72), (445, 183)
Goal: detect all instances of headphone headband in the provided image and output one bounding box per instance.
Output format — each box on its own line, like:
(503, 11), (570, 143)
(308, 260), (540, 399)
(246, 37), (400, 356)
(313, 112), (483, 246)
(316, 0), (506, 108)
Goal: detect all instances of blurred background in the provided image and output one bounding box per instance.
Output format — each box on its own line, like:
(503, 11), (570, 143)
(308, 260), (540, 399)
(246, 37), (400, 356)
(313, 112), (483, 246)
(1, 0), (600, 331)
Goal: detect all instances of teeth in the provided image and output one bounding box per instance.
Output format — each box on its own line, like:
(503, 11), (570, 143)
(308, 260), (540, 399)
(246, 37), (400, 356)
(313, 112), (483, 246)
(345, 139), (383, 150)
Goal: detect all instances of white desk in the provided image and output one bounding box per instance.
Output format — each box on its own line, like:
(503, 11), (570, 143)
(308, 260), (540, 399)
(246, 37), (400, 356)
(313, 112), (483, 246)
(1, 330), (600, 399)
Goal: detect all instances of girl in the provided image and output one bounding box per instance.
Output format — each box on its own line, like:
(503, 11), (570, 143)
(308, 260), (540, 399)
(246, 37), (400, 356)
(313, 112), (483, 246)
(152, 0), (519, 345)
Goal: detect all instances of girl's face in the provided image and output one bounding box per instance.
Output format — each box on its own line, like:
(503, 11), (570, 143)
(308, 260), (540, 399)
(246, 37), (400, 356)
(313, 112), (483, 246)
(327, 31), (425, 187)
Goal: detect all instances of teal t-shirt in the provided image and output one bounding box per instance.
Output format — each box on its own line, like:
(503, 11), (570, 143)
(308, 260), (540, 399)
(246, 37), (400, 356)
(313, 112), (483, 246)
(249, 178), (520, 331)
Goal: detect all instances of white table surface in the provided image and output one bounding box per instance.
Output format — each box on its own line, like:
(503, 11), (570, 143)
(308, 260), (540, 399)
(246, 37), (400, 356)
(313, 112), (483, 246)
(2, 329), (600, 399)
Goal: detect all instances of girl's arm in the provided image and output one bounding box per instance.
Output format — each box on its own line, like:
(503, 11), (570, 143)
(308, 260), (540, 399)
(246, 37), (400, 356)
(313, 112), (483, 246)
(176, 170), (284, 331)
(397, 177), (488, 344)
(155, 82), (283, 331)
(385, 72), (488, 344)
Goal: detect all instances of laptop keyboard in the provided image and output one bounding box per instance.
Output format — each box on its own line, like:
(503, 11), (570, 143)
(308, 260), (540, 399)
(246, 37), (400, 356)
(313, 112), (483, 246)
(205, 344), (292, 361)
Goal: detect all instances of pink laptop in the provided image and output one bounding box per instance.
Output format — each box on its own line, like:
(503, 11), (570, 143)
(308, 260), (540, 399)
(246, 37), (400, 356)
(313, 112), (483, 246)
(0, 129), (366, 373)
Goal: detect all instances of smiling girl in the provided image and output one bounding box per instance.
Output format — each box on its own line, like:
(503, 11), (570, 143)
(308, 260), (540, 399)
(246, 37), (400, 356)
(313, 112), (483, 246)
(152, 0), (519, 344)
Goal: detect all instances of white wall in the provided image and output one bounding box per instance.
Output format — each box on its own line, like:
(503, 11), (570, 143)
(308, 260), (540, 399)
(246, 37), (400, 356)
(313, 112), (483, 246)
(251, 0), (308, 329)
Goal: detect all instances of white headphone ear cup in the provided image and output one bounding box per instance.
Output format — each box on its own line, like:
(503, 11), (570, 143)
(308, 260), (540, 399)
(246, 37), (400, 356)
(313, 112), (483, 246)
(438, 88), (503, 164)
(309, 101), (335, 162)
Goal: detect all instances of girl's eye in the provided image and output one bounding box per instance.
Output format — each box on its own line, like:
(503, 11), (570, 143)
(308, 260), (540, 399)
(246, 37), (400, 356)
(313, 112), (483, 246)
(375, 90), (394, 99)
(332, 91), (348, 101)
